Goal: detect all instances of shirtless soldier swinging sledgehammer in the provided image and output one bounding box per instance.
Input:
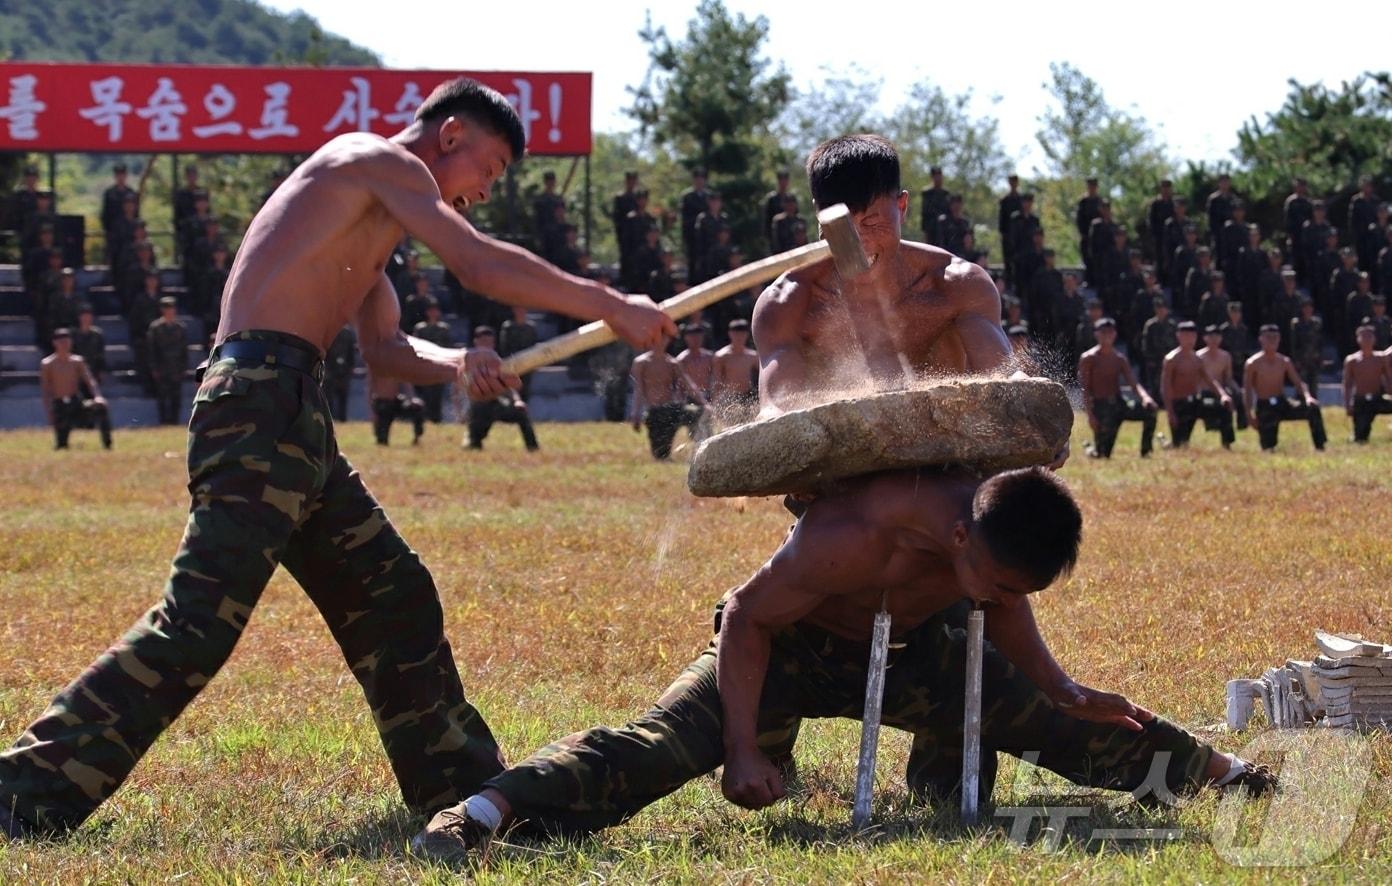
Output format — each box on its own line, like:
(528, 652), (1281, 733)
(0, 77), (674, 840)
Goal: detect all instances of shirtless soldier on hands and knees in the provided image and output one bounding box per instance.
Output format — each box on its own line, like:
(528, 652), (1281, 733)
(413, 468), (1274, 860)
(0, 77), (674, 840)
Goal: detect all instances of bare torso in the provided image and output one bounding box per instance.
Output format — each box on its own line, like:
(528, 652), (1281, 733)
(216, 134), (410, 354)
(1246, 353), (1296, 399)
(714, 346), (759, 398)
(1080, 347), (1128, 400)
(1198, 347), (1234, 389)
(632, 352), (685, 407)
(1164, 349), (1210, 400)
(39, 353), (87, 400)
(676, 348), (716, 398)
(754, 242), (1007, 411)
(1345, 351), (1387, 396)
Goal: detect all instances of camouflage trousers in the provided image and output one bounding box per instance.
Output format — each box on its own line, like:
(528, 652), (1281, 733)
(485, 601), (1212, 836)
(0, 330), (503, 833)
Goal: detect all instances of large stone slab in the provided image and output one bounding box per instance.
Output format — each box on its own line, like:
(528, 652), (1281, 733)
(687, 377), (1073, 498)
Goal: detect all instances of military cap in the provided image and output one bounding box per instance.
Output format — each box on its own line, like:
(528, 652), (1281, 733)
(1177, 320), (1198, 331)
(159, 296), (178, 308)
(1259, 323), (1281, 334)
(1093, 317), (1116, 330)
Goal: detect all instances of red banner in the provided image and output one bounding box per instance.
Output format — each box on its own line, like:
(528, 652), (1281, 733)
(0, 62), (591, 156)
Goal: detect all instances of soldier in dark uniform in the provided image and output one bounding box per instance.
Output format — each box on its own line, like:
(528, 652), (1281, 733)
(1071, 299), (1105, 373)
(1052, 272), (1085, 358)
(621, 191), (660, 288)
(1310, 230), (1342, 338)
(1267, 267), (1302, 354)
(997, 174), (1022, 281)
(1348, 176), (1380, 260)
(115, 240), (157, 315)
(399, 272), (435, 334)
(195, 245), (230, 347)
(692, 191), (729, 285)
(1344, 273), (1375, 357)
(1146, 179), (1175, 274)
(1163, 198), (1193, 283)
(20, 190), (57, 254)
(680, 168), (710, 280)
(648, 251), (677, 303)
(626, 227), (665, 295)
(533, 171), (565, 243)
(44, 268), (82, 352)
(10, 164), (42, 249)
(1222, 301), (1252, 387)
(1206, 174), (1235, 246)
(1218, 201), (1250, 279)
(1098, 226), (1131, 320)
(1367, 296), (1391, 350)
(764, 169), (794, 245)
(1113, 249), (1146, 348)
(1236, 225), (1267, 319)
(147, 296), (188, 425)
(72, 305), (106, 386)
(1006, 193), (1040, 289)
(128, 270), (163, 394)
(178, 190), (212, 284)
(1169, 221), (1202, 293)
(611, 171), (640, 243)
(1141, 298), (1178, 394)
(1362, 203), (1391, 288)
(1180, 246), (1214, 320)
(1197, 272), (1230, 331)
(100, 162), (136, 269)
(1084, 198), (1115, 291)
(769, 194), (802, 254)
(1027, 248), (1063, 343)
(498, 306), (539, 399)
(21, 222), (56, 299)
(1013, 228), (1046, 311)
(1289, 297), (1325, 394)
(1327, 249), (1361, 354)
(411, 298), (453, 423)
(172, 165), (202, 253)
(1299, 202), (1333, 289)
(936, 194), (971, 256)
(1284, 178), (1314, 282)
(465, 326), (539, 452)
(920, 166), (950, 245)
(1076, 178), (1103, 284)
(323, 324), (357, 422)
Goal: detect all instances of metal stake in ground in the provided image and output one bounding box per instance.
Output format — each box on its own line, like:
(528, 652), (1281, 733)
(961, 608), (985, 826)
(852, 592), (892, 830)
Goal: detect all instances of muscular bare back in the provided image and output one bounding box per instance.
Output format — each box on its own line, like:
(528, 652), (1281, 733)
(753, 241), (1008, 414)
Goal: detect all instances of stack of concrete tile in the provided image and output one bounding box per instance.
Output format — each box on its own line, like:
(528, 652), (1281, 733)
(1226, 632), (1392, 731)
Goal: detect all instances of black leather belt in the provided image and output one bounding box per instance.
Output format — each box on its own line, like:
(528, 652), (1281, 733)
(209, 340), (325, 383)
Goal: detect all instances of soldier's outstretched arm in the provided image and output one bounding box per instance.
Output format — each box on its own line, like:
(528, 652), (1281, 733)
(363, 148), (674, 352)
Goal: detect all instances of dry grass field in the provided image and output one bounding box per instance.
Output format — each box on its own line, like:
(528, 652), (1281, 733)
(1, 411), (1391, 883)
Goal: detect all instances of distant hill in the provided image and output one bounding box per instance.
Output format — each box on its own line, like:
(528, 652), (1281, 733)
(0, 0), (379, 67)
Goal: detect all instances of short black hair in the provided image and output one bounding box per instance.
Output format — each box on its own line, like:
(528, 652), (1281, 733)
(806, 135), (901, 213)
(416, 77), (526, 161)
(972, 468), (1082, 587)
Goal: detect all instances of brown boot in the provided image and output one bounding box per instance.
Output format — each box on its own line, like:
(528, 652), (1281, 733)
(409, 803), (493, 863)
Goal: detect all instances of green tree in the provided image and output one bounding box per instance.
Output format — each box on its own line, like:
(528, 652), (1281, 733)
(1034, 62), (1171, 263)
(889, 83), (1013, 258)
(628, 0), (791, 253)
(776, 64), (884, 162)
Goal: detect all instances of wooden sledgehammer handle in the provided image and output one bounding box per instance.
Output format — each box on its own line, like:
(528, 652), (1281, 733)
(499, 202), (870, 377)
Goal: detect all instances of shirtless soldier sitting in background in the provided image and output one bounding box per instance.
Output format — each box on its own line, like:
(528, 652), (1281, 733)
(1244, 324), (1328, 452)
(629, 335), (707, 460)
(1342, 324), (1392, 443)
(40, 327), (112, 451)
(1079, 317), (1156, 458)
(413, 467), (1274, 859)
(0, 77), (674, 840)
(1161, 321), (1233, 449)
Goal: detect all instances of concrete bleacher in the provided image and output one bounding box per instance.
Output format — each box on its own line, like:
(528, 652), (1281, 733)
(0, 263), (606, 430)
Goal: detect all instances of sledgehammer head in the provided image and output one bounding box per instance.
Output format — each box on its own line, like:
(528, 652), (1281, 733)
(816, 203), (872, 280)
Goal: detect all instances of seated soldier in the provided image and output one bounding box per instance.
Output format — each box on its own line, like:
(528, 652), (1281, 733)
(629, 334), (707, 460)
(40, 328), (112, 451)
(1197, 324), (1245, 436)
(1243, 324), (1327, 452)
(411, 467), (1275, 859)
(465, 326), (539, 452)
(1343, 324), (1392, 443)
(368, 372), (426, 446)
(1161, 321), (1232, 449)
(1079, 317), (1157, 458)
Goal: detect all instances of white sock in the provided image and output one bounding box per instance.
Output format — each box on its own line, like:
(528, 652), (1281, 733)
(1213, 752), (1248, 786)
(463, 794), (503, 833)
